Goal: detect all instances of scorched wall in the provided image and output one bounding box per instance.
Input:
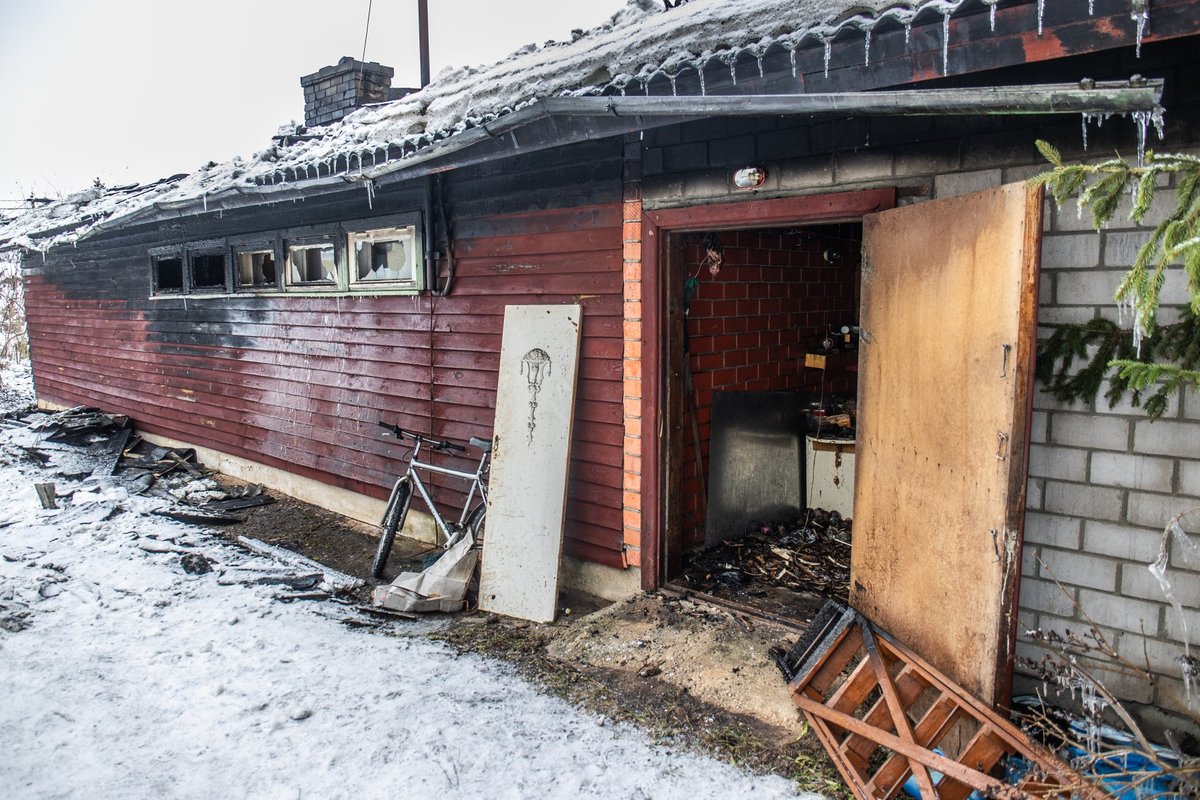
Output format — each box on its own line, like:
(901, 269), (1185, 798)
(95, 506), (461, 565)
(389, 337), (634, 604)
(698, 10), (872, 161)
(21, 139), (630, 571)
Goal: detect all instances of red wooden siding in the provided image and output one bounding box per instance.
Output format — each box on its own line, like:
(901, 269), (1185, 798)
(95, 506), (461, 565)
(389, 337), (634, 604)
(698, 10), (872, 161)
(23, 199), (627, 568)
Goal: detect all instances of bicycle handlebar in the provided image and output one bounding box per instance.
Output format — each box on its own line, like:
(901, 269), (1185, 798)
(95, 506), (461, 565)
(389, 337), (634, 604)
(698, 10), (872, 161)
(377, 421), (467, 454)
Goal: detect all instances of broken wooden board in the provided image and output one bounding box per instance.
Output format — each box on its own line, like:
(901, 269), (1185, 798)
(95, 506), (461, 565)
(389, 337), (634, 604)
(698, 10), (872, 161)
(782, 601), (1095, 800)
(236, 535), (365, 592)
(479, 304), (582, 624)
(853, 182), (1042, 704)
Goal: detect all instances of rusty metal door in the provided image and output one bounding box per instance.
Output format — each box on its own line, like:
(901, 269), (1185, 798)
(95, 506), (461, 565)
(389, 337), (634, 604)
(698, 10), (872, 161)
(851, 183), (1042, 705)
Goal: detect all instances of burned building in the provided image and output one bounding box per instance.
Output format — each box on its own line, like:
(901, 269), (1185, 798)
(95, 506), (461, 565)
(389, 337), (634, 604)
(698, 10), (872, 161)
(3, 0), (1199, 739)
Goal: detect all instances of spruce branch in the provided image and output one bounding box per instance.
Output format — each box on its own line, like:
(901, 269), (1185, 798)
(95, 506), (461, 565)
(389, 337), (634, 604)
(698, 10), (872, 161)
(1031, 143), (1200, 415)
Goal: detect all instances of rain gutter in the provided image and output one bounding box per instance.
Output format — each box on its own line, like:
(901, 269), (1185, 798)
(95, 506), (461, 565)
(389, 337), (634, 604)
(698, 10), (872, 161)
(66, 79), (1163, 240)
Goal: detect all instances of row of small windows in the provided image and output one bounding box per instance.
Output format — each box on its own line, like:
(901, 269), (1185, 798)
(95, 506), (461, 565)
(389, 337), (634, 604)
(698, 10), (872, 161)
(150, 217), (422, 297)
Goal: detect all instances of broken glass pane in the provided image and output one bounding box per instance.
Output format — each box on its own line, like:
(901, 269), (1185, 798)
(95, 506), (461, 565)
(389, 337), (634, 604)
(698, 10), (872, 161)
(237, 250), (277, 289)
(350, 226), (416, 284)
(287, 243), (337, 285)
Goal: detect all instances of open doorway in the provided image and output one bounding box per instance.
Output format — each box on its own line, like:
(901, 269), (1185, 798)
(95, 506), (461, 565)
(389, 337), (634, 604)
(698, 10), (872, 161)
(647, 184), (1041, 704)
(662, 221), (864, 619)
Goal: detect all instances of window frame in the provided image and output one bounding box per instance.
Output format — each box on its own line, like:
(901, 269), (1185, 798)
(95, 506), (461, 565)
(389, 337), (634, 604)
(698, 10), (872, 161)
(149, 239), (231, 297)
(282, 226), (344, 292)
(146, 211), (426, 298)
(186, 240), (232, 295)
(148, 247), (186, 296)
(230, 235), (284, 293)
(343, 213), (424, 293)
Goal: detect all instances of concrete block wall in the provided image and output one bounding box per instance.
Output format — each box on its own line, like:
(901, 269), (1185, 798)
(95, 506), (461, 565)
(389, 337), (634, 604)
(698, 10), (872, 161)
(639, 102), (1200, 727)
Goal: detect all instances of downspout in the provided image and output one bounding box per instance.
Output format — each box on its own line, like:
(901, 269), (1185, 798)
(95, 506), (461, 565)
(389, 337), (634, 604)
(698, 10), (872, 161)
(434, 174), (456, 296)
(415, 0), (455, 297)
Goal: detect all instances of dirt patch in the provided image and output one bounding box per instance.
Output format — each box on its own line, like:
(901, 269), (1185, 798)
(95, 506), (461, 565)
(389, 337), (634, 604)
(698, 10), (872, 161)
(548, 593), (807, 737)
(433, 610), (846, 797)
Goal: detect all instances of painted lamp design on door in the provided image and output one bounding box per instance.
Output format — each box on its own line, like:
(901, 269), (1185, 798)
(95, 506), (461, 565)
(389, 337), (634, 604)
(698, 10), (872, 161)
(521, 347), (552, 443)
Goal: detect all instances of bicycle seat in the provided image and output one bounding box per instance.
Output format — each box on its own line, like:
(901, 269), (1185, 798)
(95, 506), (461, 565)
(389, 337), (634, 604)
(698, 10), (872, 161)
(470, 436), (492, 454)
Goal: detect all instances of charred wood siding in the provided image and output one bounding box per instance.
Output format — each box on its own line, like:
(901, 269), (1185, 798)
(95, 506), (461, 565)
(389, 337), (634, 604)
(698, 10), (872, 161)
(23, 140), (628, 567)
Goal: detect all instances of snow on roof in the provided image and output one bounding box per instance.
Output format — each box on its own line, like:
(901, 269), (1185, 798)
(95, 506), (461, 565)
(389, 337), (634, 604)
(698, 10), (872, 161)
(0, 0), (1124, 251)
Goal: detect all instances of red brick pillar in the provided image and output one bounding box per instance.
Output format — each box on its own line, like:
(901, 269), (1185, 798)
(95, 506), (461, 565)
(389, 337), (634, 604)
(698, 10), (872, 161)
(622, 136), (644, 568)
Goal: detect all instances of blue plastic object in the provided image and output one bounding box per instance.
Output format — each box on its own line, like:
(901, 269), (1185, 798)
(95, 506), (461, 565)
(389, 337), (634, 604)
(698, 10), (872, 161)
(899, 749), (984, 800)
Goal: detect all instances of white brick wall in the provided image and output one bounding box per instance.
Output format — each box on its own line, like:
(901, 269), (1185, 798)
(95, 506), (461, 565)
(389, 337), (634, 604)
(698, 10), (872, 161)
(1015, 136), (1200, 721)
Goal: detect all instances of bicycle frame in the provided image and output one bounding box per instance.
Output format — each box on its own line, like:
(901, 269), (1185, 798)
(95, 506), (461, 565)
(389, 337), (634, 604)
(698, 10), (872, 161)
(397, 436), (489, 548)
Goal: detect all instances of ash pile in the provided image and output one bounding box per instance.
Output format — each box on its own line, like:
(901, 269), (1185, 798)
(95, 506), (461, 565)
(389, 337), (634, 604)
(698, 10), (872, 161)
(678, 507), (851, 600)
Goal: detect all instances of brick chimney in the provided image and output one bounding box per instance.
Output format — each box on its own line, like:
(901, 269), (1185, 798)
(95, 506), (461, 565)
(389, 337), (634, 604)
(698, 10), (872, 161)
(300, 57), (396, 127)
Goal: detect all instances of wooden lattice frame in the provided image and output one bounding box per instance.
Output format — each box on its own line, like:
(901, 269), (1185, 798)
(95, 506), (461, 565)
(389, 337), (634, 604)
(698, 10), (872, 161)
(785, 602), (1097, 800)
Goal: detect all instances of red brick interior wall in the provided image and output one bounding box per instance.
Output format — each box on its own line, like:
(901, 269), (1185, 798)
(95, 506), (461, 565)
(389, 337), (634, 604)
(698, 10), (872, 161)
(679, 225), (861, 547)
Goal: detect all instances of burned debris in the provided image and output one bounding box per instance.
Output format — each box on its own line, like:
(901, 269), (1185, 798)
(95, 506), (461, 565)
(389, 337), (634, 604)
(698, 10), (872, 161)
(2, 407), (376, 604)
(18, 406), (275, 522)
(677, 507), (852, 602)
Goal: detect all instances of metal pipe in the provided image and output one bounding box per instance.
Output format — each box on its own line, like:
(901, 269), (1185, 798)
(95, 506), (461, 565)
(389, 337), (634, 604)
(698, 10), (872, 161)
(417, 0), (430, 88)
(539, 80), (1165, 118)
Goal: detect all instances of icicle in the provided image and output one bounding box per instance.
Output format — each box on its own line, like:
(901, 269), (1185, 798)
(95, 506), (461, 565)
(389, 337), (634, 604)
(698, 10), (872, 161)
(789, 47), (798, 79)
(1118, 293), (1146, 354)
(1134, 109), (1151, 166)
(1181, 655), (1199, 706)
(1150, 548), (1186, 651)
(365, 180), (375, 210)
(643, 81), (650, 96)
(1081, 113), (1090, 151)
(1089, 0), (1095, 14)
(904, 21), (912, 45)
(1131, 0), (1149, 57)
(989, 2), (997, 31)
(823, 38), (832, 78)
(941, 11), (951, 74)
(756, 56), (764, 79)
(1151, 517), (1200, 669)
(699, 69), (706, 95)
(1037, 0), (1045, 36)
(202, 192), (208, 212)
(669, 74), (678, 96)
(864, 29), (871, 66)
(729, 60), (737, 85)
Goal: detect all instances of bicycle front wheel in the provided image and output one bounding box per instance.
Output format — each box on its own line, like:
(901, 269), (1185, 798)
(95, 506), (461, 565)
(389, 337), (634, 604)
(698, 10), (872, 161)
(372, 478), (412, 578)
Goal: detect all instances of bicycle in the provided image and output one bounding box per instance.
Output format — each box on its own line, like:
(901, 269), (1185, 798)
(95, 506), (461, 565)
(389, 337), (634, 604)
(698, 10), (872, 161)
(370, 421), (491, 579)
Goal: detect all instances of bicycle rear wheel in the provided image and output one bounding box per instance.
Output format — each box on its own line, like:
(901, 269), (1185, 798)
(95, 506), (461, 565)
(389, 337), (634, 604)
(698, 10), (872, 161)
(466, 502), (486, 545)
(372, 478), (412, 578)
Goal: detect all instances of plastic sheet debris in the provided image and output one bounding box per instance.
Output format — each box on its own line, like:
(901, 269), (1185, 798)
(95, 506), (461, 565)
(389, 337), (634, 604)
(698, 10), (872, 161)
(372, 529), (478, 614)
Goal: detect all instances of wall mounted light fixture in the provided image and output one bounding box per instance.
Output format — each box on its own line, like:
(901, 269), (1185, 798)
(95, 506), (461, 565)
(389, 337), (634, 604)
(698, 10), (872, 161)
(732, 167), (767, 190)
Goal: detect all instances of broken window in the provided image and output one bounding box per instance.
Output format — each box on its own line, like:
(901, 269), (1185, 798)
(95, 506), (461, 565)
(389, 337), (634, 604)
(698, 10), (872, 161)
(235, 248), (279, 291)
(348, 225), (419, 288)
(190, 253), (228, 293)
(286, 242), (338, 287)
(152, 256), (184, 294)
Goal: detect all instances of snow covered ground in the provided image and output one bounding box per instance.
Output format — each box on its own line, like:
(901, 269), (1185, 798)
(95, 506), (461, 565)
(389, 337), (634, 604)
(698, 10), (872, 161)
(0, 396), (814, 799)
